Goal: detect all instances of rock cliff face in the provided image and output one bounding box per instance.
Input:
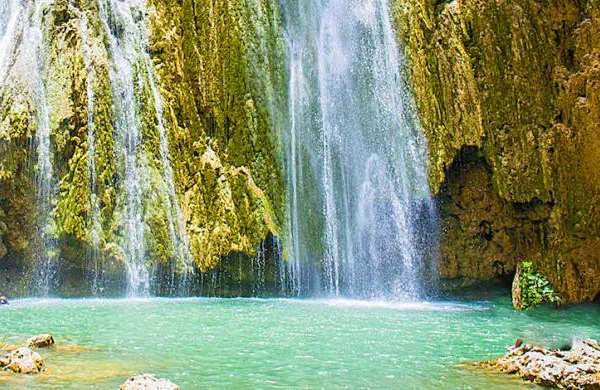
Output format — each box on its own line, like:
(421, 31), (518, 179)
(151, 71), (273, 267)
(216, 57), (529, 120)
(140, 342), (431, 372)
(393, 0), (600, 302)
(146, 0), (286, 271)
(1, 0), (599, 300)
(0, 0), (285, 295)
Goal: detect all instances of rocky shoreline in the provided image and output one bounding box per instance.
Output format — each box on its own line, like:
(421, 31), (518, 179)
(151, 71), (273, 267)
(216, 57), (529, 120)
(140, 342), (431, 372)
(4, 331), (599, 388)
(1, 334), (180, 389)
(479, 338), (600, 389)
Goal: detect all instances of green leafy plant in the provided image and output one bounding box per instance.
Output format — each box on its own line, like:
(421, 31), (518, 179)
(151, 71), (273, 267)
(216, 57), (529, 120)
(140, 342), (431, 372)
(517, 261), (561, 310)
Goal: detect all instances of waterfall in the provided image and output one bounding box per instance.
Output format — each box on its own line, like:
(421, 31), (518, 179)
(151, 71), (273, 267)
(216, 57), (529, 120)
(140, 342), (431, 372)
(0, 0), (21, 85)
(79, 10), (103, 295)
(1, 0), (191, 296)
(98, 0), (191, 296)
(24, 0), (60, 295)
(2, 0), (436, 298)
(141, 22), (194, 295)
(281, 0), (438, 300)
(98, 0), (150, 297)
(2, 0), (63, 295)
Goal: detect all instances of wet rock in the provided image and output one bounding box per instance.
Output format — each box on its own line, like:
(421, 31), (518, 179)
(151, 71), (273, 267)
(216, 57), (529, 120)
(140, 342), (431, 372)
(480, 338), (600, 389)
(119, 374), (180, 390)
(511, 264), (523, 309)
(4, 347), (45, 374)
(26, 334), (55, 348)
(0, 355), (9, 367)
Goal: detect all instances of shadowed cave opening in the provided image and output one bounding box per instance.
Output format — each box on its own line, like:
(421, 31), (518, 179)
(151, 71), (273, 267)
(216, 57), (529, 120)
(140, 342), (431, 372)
(435, 145), (553, 297)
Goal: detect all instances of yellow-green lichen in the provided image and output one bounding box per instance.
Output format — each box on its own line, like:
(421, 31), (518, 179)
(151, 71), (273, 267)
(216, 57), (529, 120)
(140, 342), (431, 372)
(147, 0), (287, 271)
(393, 0), (600, 302)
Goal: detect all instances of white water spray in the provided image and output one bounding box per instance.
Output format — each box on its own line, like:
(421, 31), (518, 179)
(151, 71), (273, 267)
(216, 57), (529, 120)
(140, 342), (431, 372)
(282, 0), (438, 299)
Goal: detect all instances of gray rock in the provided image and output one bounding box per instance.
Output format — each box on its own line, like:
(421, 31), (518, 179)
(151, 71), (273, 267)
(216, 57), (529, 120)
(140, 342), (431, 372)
(119, 374), (180, 390)
(481, 338), (600, 389)
(5, 347), (45, 374)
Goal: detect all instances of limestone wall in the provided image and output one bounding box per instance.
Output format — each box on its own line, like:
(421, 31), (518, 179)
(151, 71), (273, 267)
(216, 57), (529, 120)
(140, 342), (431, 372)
(393, 0), (600, 302)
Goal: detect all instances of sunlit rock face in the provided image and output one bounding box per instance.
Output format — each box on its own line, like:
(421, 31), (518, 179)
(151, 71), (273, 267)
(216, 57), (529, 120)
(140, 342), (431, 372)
(393, 0), (600, 302)
(0, 0), (285, 296)
(2, 0), (599, 302)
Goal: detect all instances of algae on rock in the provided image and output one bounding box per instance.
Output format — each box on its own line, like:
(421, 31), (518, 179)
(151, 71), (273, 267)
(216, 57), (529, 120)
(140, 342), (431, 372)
(146, 0), (287, 272)
(393, 0), (600, 302)
(0, 0), (287, 295)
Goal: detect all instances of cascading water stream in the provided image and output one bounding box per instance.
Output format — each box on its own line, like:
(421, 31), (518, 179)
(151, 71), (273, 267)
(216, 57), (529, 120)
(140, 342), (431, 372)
(77, 8), (103, 295)
(98, 0), (191, 296)
(98, 0), (150, 297)
(24, 0), (59, 295)
(281, 0), (438, 300)
(2, 0), (64, 296)
(0, 0), (21, 85)
(140, 23), (193, 294)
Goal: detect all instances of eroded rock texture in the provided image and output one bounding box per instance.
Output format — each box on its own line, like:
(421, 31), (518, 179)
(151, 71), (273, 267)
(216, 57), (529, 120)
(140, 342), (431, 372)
(0, 0), (286, 295)
(481, 338), (600, 389)
(1, 347), (45, 374)
(119, 374), (180, 390)
(26, 334), (55, 348)
(393, 0), (600, 302)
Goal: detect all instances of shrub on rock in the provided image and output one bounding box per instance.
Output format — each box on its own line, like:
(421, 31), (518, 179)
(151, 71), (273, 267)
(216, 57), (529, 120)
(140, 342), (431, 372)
(512, 261), (561, 310)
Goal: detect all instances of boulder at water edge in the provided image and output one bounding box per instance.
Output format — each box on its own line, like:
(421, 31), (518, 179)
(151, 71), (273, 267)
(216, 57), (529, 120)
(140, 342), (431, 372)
(2, 347), (45, 374)
(119, 374), (180, 390)
(0, 355), (9, 367)
(27, 334), (55, 348)
(480, 338), (600, 389)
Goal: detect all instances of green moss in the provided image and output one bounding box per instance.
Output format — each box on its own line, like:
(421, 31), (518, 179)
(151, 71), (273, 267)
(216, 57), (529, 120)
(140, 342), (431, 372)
(147, 0), (287, 271)
(1, 0), (285, 290)
(393, 0), (600, 302)
(0, 50), (37, 264)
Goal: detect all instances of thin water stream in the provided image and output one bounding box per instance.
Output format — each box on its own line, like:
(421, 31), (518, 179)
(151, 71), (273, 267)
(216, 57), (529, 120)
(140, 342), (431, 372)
(77, 5), (103, 295)
(98, 0), (150, 297)
(97, 0), (191, 296)
(23, 0), (59, 295)
(0, 0), (21, 85)
(141, 17), (193, 294)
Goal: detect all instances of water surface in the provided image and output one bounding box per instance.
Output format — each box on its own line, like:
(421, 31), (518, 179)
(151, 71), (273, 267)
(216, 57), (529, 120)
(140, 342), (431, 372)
(1, 297), (598, 389)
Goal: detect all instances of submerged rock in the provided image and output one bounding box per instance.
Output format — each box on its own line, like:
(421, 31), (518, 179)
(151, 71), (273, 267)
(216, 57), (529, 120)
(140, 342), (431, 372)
(3, 347), (45, 374)
(26, 334), (55, 348)
(480, 338), (600, 389)
(119, 374), (180, 390)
